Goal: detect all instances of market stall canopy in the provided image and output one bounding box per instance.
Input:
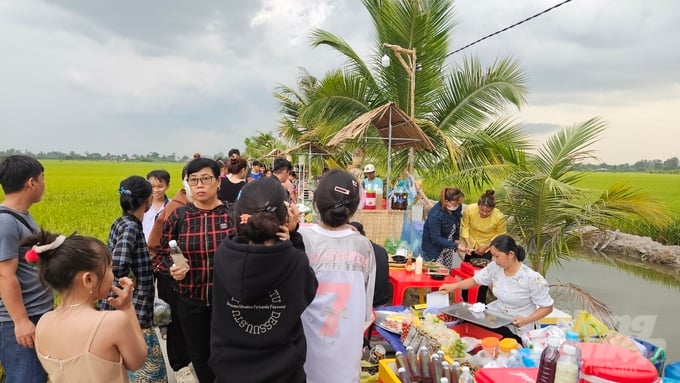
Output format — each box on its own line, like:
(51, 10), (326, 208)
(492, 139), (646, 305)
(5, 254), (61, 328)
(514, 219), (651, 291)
(264, 148), (284, 157)
(281, 142), (331, 156)
(327, 102), (434, 150)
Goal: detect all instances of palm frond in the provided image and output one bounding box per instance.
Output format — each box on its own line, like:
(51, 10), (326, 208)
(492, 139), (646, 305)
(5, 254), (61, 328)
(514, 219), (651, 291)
(550, 281), (618, 330)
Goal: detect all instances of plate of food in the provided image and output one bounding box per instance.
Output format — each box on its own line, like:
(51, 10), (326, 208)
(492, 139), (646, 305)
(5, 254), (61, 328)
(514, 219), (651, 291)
(375, 311), (407, 334)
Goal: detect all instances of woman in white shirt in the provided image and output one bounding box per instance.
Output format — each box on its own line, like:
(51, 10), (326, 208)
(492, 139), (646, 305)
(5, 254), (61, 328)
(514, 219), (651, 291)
(439, 234), (553, 341)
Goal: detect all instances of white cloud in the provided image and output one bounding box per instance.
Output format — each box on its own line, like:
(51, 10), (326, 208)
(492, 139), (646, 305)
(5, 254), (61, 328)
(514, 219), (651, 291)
(0, 0), (678, 163)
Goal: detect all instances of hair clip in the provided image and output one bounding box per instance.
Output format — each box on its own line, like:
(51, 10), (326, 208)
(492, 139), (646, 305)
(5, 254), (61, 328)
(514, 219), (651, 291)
(24, 249), (39, 264)
(119, 187), (132, 196)
(25, 235), (67, 263)
(334, 186), (350, 195)
(331, 198), (349, 209)
(239, 214), (251, 224)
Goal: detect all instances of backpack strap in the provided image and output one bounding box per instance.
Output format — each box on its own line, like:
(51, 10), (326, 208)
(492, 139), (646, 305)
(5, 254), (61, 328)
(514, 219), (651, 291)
(0, 209), (36, 234)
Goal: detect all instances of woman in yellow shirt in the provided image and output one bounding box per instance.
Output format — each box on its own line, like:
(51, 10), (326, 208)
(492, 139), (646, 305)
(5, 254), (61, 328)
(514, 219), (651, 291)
(459, 190), (507, 302)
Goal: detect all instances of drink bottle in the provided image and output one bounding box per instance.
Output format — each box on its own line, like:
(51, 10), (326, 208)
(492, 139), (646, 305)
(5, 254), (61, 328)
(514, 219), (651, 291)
(168, 240), (189, 269)
(536, 336), (561, 383)
(554, 344), (579, 383)
(457, 366), (474, 383)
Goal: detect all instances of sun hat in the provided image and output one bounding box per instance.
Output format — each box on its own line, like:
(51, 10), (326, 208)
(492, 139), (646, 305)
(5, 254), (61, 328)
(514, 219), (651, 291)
(363, 164), (375, 173)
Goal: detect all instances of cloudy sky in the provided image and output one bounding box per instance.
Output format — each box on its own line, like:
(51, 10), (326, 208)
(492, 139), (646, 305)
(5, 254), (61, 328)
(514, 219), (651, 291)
(1, 0), (678, 164)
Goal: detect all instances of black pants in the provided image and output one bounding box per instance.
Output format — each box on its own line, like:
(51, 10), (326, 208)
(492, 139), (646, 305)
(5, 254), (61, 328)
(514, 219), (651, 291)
(156, 272), (191, 371)
(177, 294), (214, 383)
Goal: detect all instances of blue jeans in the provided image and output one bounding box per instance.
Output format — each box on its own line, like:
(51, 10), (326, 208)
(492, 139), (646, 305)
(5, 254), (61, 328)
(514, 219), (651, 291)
(0, 316), (48, 383)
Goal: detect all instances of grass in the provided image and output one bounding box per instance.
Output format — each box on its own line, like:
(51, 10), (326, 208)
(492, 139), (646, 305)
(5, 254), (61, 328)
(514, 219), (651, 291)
(1, 160), (184, 240)
(575, 171), (680, 216)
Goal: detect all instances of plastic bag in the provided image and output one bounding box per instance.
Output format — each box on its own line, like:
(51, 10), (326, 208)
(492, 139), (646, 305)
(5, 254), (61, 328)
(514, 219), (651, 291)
(604, 331), (642, 354)
(383, 237), (400, 255)
(400, 211), (423, 257)
(573, 310), (610, 341)
(153, 298), (172, 327)
(520, 325), (565, 351)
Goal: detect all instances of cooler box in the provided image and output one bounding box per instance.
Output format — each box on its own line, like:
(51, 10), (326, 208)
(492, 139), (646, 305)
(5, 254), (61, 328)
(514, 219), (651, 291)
(450, 323), (502, 340)
(579, 342), (659, 383)
(539, 307), (573, 328)
(665, 361), (680, 380)
(475, 368), (538, 383)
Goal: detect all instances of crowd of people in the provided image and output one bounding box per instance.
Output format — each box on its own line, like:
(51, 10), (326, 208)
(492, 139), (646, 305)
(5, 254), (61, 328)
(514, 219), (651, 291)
(0, 153), (384, 383)
(0, 153), (553, 383)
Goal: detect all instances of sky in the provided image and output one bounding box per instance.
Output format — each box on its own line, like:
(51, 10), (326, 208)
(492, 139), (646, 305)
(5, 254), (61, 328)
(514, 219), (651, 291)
(1, 0), (678, 164)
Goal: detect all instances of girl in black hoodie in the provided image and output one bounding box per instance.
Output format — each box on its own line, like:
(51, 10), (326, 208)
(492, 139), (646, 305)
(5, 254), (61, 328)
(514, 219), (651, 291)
(210, 177), (318, 383)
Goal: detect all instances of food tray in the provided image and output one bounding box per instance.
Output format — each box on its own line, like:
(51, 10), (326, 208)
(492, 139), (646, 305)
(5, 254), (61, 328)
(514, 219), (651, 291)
(440, 303), (513, 329)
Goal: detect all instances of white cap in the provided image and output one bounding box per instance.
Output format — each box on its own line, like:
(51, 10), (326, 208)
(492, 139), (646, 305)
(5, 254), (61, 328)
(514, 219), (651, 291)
(363, 164), (375, 173)
(168, 240), (178, 248)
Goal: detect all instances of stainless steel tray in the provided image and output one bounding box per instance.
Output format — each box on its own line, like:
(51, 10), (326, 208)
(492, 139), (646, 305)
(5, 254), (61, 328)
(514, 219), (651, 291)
(439, 303), (514, 329)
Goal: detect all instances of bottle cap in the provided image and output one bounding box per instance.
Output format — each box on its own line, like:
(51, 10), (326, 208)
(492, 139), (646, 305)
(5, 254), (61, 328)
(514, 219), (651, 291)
(565, 330), (580, 342)
(168, 239), (178, 247)
(461, 366), (470, 373)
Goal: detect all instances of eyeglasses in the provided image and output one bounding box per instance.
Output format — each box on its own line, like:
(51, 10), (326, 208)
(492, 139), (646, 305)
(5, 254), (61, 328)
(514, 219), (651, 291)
(187, 175), (215, 186)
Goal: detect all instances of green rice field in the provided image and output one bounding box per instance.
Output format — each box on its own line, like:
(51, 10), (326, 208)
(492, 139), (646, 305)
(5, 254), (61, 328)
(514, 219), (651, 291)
(575, 171), (680, 216)
(1, 162), (679, 241)
(1, 160), (184, 240)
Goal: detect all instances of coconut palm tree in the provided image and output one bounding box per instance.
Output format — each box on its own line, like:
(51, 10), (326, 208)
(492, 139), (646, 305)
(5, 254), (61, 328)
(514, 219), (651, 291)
(243, 131), (285, 164)
(500, 117), (672, 276)
(277, 0), (530, 193)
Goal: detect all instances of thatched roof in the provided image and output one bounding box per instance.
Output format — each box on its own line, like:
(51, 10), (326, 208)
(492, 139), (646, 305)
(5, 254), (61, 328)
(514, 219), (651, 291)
(327, 102), (434, 150)
(264, 148), (284, 157)
(281, 142), (331, 156)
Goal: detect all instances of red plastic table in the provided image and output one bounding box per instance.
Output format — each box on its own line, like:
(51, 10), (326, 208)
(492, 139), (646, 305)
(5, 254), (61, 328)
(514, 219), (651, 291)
(388, 269), (457, 305)
(450, 262), (482, 303)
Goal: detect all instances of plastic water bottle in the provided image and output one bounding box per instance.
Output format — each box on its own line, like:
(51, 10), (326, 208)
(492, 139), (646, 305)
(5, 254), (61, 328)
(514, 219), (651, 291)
(507, 349), (524, 367)
(554, 344), (579, 383)
(168, 240), (189, 269)
(536, 336), (561, 383)
(562, 331), (582, 363)
(415, 255), (424, 274)
(458, 366), (474, 383)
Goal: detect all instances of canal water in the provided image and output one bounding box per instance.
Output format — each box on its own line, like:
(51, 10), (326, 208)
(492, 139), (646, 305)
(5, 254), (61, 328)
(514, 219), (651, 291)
(546, 253), (680, 363)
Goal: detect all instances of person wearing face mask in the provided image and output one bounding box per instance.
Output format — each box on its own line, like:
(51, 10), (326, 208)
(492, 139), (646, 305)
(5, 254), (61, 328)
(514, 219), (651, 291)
(421, 187), (465, 270)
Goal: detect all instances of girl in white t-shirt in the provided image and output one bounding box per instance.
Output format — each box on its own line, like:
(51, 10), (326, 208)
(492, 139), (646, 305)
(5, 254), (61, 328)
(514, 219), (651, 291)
(439, 234), (553, 341)
(299, 170), (376, 383)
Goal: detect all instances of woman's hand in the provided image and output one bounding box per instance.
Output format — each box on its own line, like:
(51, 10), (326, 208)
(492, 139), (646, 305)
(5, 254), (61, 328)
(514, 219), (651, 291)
(277, 224), (291, 241)
(170, 264), (189, 281)
(512, 316), (526, 328)
(108, 276), (134, 310)
(287, 203), (300, 232)
(438, 283), (457, 294)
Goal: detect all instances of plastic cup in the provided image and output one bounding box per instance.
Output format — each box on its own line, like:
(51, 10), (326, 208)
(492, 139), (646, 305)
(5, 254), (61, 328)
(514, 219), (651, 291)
(481, 336), (499, 358)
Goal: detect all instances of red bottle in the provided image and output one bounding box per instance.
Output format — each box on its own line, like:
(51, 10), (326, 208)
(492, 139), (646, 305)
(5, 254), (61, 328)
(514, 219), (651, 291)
(536, 336), (561, 383)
